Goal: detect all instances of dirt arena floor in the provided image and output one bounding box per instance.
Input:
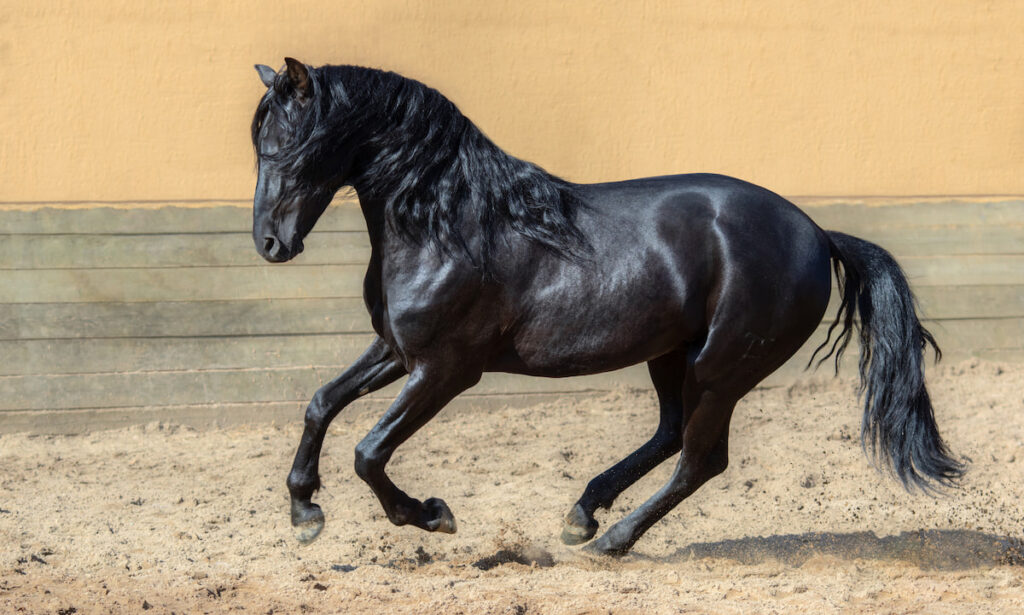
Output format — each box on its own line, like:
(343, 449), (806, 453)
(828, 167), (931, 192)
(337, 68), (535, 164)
(2, 359), (1023, 614)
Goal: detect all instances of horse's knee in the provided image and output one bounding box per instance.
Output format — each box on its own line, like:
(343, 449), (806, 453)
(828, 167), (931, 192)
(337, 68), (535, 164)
(304, 391), (330, 431)
(353, 441), (382, 482)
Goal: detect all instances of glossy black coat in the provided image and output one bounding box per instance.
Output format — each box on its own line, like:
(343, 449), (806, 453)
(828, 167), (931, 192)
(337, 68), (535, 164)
(251, 59), (962, 556)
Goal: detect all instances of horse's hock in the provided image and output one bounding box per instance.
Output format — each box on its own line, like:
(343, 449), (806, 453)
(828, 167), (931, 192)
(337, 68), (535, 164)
(1, 198), (1023, 434)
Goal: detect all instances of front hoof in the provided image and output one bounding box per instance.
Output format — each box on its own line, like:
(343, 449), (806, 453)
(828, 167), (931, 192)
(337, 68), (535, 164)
(424, 497), (457, 534)
(291, 501), (325, 545)
(561, 503), (599, 545)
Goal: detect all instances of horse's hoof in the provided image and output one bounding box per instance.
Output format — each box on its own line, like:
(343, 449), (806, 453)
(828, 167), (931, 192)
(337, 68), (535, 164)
(582, 536), (630, 558)
(561, 504), (599, 545)
(424, 497), (457, 534)
(291, 502), (325, 545)
(583, 526), (633, 558)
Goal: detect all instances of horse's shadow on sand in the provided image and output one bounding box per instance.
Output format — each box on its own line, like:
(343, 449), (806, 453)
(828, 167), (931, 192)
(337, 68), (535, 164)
(346, 529), (1023, 573)
(647, 529), (1024, 570)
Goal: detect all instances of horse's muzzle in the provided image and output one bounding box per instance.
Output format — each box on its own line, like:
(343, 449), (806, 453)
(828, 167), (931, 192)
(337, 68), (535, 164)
(259, 234), (303, 263)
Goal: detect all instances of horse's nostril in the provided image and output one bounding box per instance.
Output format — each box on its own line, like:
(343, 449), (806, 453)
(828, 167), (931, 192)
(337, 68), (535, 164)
(264, 236), (278, 255)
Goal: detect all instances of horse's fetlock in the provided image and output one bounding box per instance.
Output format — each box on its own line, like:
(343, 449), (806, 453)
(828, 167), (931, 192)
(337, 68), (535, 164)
(387, 505), (413, 526)
(582, 478), (607, 503)
(286, 470), (304, 492)
(286, 470), (318, 496)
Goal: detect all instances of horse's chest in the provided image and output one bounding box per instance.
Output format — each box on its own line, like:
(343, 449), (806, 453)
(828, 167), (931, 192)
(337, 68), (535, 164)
(367, 260), (488, 357)
(362, 258), (388, 337)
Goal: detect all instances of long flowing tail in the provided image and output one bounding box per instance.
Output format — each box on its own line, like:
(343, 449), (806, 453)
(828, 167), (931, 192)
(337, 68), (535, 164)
(810, 231), (964, 491)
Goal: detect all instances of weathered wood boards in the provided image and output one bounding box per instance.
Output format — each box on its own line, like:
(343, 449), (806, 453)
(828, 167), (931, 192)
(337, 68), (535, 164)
(2, 199), (1021, 433)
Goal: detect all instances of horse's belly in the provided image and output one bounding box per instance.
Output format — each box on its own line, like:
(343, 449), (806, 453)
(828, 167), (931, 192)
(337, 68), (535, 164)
(491, 301), (699, 377)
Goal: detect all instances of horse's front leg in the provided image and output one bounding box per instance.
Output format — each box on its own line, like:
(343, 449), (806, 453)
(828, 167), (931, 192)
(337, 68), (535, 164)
(286, 337), (406, 544)
(354, 364), (480, 533)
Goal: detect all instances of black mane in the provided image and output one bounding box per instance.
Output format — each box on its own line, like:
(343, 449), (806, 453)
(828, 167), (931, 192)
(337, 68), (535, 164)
(252, 65), (588, 269)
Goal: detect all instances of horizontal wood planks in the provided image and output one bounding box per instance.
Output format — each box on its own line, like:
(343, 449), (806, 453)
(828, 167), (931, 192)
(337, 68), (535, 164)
(2, 198), (1022, 433)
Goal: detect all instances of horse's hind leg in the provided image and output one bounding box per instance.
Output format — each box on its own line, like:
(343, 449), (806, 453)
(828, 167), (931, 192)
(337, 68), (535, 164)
(286, 337), (406, 544)
(585, 385), (737, 557)
(562, 349), (687, 545)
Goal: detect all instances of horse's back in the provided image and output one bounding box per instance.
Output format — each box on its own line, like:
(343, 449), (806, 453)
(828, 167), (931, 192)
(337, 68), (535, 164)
(577, 173), (834, 386)
(580, 173), (819, 236)
(492, 173), (831, 378)
(580, 172), (829, 271)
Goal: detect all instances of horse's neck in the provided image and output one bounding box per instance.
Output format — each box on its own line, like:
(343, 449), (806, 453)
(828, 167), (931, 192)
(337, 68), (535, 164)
(355, 193), (389, 248)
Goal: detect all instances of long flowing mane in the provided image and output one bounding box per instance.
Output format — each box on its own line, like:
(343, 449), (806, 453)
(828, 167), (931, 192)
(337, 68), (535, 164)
(252, 65), (588, 270)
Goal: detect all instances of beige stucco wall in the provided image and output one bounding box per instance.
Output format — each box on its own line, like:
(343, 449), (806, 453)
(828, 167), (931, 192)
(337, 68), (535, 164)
(2, 1), (1022, 204)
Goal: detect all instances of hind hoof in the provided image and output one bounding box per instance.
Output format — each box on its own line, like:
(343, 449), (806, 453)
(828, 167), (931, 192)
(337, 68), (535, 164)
(291, 501), (325, 545)
(561, 503), (599, 545)
(583, 523), (634, 557)
(424, 497), (457, 534)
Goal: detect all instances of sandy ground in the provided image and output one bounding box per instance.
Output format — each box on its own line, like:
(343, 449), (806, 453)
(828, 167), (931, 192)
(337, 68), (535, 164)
(2, 359), (1023, 614)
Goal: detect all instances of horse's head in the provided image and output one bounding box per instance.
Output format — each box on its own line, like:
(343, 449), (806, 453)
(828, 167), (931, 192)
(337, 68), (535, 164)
(251, 58), (351, 262)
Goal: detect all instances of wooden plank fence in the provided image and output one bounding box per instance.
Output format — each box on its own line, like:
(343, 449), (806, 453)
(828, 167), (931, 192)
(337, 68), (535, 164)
(1, 199), (1022, 433)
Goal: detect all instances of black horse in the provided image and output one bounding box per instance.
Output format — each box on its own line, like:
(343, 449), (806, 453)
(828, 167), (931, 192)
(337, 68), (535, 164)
(251, 59), (963, 556)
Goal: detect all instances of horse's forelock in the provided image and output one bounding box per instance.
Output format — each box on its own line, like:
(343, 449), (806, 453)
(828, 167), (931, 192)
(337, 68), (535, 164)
(251, 82), (321, 172)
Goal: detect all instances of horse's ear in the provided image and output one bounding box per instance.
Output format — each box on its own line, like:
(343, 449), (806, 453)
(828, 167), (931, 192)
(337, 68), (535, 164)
(255, 64), (277, 88)
(284, 57), (311, 99)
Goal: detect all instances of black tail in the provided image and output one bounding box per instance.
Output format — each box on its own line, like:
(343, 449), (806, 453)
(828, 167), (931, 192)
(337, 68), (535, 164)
(810, 231), (964, 492)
